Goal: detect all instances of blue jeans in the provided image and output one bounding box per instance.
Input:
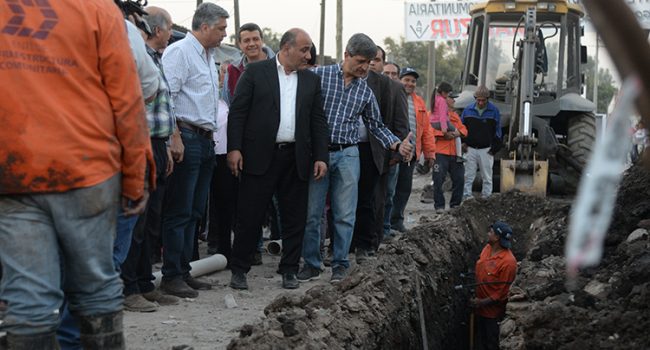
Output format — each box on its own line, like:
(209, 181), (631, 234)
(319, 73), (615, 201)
(0, 175), (123, 335)
(57, 208), (138, 349)
(433, 154), (465, 209)
(303, 146), (360, 270)
(57, 303), (80, 350)
(383, 164), (399, 237)
(161, 128), (214, 280)
(113, 209), (139, 271)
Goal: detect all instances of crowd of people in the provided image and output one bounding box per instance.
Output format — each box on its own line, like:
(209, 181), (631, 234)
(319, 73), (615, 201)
(0, 1), (516, 349)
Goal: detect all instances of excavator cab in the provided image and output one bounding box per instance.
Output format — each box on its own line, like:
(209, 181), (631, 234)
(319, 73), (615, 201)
(455, 0), (597, 196)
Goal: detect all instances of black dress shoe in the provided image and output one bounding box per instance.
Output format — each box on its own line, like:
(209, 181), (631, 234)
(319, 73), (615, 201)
(185, 276), (212, 290)
(160, 279), (198, 298)
(230, 272), (248, 290)
(282, 273), (299, 289)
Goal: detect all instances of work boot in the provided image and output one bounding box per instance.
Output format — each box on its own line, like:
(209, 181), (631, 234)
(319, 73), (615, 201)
(355, 248), (370, 264)
(230, 272), (248, 290)
(123, 294), (158, 313)
(142, 290), (180, 306)
(392, 222), (407, 233)
(184, 276), (212, 290)
(282, 273), (299, 289)
(160, 278), (198, 299)
(6, 331), (59, 350)
(78, 311), (125, 350)
(297, 266), (321, 282)
(330, 266), (348, 283)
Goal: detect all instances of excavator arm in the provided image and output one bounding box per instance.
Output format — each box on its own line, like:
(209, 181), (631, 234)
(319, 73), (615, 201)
(501, 6), (549, 196)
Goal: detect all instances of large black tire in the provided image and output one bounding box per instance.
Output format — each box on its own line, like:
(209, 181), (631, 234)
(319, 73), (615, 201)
(567, 113), (597, 169)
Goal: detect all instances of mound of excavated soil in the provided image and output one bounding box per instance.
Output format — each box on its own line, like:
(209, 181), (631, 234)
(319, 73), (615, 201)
(225, 165), (650, 350)
(500, 165), (650, 350)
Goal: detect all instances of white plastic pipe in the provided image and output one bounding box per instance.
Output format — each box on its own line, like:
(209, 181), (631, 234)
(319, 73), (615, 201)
(152, 254), (228, 287)
(265, 240), (282, 255)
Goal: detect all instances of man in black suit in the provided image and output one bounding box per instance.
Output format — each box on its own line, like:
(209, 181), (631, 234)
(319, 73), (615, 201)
(227, 28), (329, 290)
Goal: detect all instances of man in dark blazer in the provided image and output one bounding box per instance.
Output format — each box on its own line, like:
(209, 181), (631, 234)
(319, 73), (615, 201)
(351, 46), (409, 260)
(227, 28), (329, 290)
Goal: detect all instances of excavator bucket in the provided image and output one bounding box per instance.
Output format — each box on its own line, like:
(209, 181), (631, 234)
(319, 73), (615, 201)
(500, 158), (548, 196)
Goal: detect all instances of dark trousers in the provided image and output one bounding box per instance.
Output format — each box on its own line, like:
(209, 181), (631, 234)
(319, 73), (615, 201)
(476, 315), (500, 350)
(207, 154), (239, 262)
(352, 142), (381, 251)
(230, 146), (308, 274)
(390, 161), (416, 227)
(121, 138), (169, 295)
(432, 154), (464, 210)
(161, 128), (214, 281)
(372, 167), (390, 250)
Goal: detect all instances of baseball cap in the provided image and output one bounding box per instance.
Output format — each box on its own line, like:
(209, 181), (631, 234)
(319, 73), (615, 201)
(399, 67), (419, 79)
(491, 221), (513, 249)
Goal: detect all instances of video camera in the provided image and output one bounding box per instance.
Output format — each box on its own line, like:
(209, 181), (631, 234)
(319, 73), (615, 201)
(114, 0), (151, 37)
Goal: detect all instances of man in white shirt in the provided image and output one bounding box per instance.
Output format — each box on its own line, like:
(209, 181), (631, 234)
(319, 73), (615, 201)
(159, 2), (228, 298)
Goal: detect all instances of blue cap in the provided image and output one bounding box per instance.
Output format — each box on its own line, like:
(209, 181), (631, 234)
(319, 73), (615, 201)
(399, 67), (419, 79)
(492, 221), (513, 249)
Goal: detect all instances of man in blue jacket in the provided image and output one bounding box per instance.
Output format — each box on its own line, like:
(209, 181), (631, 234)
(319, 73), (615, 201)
(461, 86), (502, 199)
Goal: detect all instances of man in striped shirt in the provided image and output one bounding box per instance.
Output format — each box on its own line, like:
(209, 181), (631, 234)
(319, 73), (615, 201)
(298, 34), (413, 283)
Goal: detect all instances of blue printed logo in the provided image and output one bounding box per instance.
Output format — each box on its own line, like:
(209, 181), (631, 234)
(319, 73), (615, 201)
(2, 0), (58, 40)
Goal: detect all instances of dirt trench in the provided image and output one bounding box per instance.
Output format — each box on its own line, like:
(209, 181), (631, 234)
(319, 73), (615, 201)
(226, 190), (569, 350)
(227, 165), (650, 350)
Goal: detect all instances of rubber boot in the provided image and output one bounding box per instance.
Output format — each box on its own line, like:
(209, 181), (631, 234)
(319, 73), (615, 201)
(5, 332), (59, 350)
(78, 311), (125, 350)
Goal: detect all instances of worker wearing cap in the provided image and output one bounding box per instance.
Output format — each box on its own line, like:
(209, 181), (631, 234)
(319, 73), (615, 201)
(388, 67), (436, 233)
(470, 221), (517, 350)
(461, 85), (502, 199)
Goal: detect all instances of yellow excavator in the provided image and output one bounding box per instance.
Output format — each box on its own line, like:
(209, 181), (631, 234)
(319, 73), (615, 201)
(455, 0), (597, 196)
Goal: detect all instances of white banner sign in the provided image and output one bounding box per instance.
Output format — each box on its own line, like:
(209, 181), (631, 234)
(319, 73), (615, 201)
(405, 1), (479, 42)
(626, 0), (650, 29)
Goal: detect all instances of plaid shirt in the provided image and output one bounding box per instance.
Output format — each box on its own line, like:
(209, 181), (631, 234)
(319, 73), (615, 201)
(313, 64), (399, 149)
(145, 45), (175, 138)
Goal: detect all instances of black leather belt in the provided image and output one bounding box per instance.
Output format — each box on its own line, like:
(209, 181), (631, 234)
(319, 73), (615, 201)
(328, 144), (355, 152)
(275, 142), (295, 150)
(177, 120), (212, 139)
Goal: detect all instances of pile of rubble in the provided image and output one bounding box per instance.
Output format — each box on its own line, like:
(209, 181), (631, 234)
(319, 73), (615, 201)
(500, 165), (650, 350)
